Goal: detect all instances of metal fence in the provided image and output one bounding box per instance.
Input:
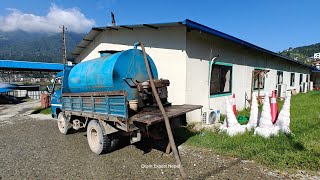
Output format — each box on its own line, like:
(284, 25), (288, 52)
(5, 90), (46, 100)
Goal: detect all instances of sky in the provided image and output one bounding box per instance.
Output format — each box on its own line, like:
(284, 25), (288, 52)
(0, 0), (319, 52)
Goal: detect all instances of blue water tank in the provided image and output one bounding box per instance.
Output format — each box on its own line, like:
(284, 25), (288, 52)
(68, 48), (158, 100)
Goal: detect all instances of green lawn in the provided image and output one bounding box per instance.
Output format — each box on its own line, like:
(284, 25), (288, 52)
(32, 107), (52, 114)
(181, 91), (320, 171)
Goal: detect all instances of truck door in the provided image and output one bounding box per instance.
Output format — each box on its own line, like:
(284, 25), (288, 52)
(51, 77), (63, 118)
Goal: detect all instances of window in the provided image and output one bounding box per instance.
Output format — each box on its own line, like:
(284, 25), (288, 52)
(277, 71), (283, 85)
(290, 73), (295, 86)
(253, 69), (265, 90)
(299, 74), (303, 85)
(54, 77), (63, 91)
(210, 64), (232, 95)
(306, 75), (309, 82)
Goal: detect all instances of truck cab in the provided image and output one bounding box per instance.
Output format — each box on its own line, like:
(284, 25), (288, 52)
(49, 66), (73, 118)
(50, 71), (63, 118)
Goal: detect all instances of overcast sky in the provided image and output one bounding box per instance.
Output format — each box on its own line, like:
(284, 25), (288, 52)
(0, 0), (319, 52)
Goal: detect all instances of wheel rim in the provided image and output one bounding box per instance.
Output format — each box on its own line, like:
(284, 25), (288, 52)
(90, 128), (100, 148)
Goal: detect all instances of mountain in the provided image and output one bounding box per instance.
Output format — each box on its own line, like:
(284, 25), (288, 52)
(279, 43), (320, 64)
(2, 30), (318, 65)
(0, 31), (85, 63)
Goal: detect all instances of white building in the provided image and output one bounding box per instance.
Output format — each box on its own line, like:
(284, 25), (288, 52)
(71, 19), (312, 122)
(314, 52), (320, 60)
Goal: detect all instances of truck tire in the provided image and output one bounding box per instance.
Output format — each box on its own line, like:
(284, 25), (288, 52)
(57, 113), (70, 135)
(87, 120), (112, 154)
(110, 134), (119, 151)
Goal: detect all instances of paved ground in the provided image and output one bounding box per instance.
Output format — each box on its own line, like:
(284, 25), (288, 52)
(0, 101), (318, 179)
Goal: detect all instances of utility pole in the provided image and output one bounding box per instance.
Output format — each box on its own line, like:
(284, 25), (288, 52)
(60, 25), (67, 64)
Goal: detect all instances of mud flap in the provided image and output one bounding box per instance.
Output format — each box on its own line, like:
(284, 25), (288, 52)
(98, 120), (119, 135)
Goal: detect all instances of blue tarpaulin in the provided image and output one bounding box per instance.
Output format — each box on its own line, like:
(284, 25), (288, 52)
(0, 83), (16, 93)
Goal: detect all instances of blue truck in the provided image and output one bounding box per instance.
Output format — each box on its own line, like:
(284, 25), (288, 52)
(49, 44), (201, 154)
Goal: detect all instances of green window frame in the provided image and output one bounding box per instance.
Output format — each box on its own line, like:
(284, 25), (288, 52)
(209, 62), (233, 97)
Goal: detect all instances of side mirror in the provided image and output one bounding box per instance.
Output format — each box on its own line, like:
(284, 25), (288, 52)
(47, 85), (53, 94)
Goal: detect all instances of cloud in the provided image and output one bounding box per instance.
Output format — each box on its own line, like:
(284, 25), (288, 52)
(0, 4), (95, 33)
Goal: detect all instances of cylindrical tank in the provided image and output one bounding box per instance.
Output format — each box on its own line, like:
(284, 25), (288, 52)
(68, 48), (158, 100)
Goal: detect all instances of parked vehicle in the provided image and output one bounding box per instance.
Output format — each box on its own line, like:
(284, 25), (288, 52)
(49, 43), (201, 154)
(0, 94), (20, 104)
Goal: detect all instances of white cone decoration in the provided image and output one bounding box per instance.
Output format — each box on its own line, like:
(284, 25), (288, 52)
(246, 94), (258, 131)
(254, 92), (279, 138)
(275, 92), (291, 134)
(220, 97), (245, 136)
(225, 97), (238, 127)
(220, 117), (228, 132)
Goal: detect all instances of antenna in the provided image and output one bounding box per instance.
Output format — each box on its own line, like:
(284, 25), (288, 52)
(111, 12), (116, 26)
(59, 25), (67, 64)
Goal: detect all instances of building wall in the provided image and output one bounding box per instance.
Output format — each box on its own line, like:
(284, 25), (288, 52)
(75, 26), (188, 104)
(185, 30), (310, 122)
(74, 26), (311, 123)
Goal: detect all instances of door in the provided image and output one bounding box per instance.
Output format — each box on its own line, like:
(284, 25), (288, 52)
(51, 77), (63, 117)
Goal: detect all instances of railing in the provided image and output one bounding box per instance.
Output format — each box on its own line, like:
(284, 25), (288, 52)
(4, 90), (46, 99)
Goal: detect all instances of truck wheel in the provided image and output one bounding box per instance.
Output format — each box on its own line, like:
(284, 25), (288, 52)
(57, 113), (70, 134)
(87, 120), (111, 154)
(110, 134), (119, 151)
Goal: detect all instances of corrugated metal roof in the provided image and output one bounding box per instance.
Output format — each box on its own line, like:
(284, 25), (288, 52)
(71, 19), (313, 69)
(0, 60), (64, 71)
(0, 83), (16, 93)
(182, 20), (313, 69)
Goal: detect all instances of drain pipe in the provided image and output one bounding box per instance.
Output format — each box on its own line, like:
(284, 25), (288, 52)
(208, 55), (220, 110)
(138, 42), (187, 180)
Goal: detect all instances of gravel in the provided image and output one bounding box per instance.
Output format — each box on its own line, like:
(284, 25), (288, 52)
(0, 101), (319, 179)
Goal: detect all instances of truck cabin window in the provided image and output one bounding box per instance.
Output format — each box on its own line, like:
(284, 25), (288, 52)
(210, 64), (232, 95)
(54, 78), (62, 91)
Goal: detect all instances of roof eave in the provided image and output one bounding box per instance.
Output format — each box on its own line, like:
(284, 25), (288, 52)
(182, 19), (311, 69)
(72, 19), (312, 69)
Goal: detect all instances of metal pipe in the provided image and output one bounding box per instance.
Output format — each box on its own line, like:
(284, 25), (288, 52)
(208, 55), (220, 110)
(138, 42), (187, 179)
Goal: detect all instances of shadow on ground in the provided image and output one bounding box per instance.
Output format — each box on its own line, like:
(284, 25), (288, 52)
(134, 126), (198, 154)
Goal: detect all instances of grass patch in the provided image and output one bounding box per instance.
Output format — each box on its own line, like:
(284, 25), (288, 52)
(182, 91), (320, 171)
(32, 107), (52, 114)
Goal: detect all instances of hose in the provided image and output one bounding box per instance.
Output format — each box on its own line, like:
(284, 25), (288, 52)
(139, 42), (187, 179)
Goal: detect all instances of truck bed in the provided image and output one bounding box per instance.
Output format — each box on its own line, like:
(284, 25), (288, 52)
(129, 105), (202, 126)
(62, 91), (127, 120)
(62, 92), (202, 127)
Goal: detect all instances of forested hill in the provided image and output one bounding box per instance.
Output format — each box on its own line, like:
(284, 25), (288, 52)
(279, 43), (320, 64)
(1, 30), (319, 65)
(0, 31), (85, 63)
